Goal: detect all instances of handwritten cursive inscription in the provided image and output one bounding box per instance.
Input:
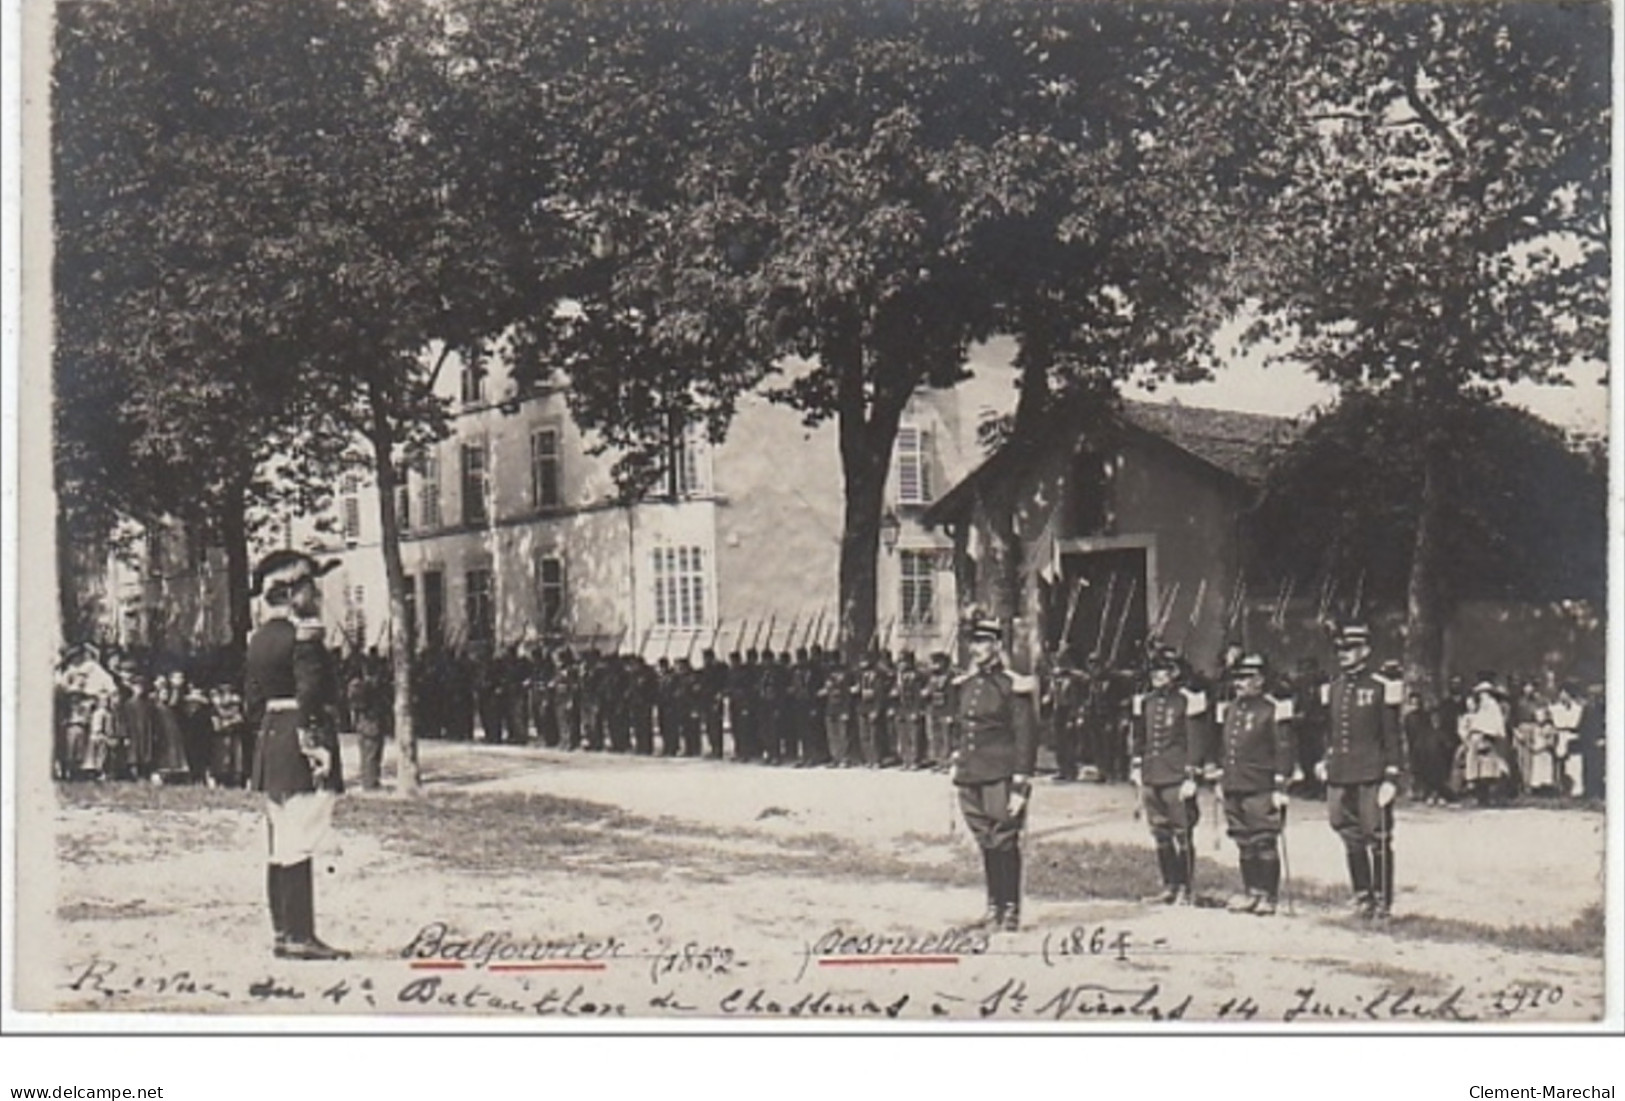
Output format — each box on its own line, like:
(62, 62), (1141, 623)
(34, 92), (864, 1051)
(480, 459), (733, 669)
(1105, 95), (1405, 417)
(400, 922), (626, 969)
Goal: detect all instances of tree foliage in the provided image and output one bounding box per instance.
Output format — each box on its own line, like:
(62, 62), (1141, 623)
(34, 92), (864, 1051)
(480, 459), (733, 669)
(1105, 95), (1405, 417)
(1252, 391), (1608, 607)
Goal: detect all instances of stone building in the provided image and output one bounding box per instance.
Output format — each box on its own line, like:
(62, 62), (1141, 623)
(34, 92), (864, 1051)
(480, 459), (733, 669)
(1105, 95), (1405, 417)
(304, 351), (990, 658)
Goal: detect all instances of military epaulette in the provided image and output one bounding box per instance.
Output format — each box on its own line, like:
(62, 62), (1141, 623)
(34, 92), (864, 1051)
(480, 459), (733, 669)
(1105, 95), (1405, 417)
(1006, 671), (1036, 695)
(293, 618), (326, 643)
(1376, 675), (1405, 706)
(951, 670), (977, 687)
(1181, 687), (1208, 716)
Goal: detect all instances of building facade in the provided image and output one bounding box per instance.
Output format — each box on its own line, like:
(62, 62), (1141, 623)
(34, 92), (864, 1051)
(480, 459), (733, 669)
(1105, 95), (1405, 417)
(304, 352), (984, 659)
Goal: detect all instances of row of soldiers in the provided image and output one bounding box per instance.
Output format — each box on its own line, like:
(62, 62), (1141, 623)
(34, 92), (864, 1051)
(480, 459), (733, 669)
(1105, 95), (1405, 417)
(398, 644), (972, 768)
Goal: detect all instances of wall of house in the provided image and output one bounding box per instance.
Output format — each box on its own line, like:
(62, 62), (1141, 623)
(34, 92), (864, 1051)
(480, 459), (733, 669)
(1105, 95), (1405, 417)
(1110, 434), (1245, 674)
(294, 348), (970, 658)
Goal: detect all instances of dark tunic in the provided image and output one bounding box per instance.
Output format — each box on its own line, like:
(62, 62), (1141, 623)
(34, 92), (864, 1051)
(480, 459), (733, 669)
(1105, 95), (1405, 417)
(246, 617), (344, 798)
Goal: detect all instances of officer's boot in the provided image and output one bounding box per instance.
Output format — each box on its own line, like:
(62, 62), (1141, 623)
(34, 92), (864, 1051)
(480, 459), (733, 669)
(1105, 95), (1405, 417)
(1373, 844), (1395, 921)
(1171, 837), (1194, 905)
(281, 860), (350, 961)
(267, 864), (290, 954)
(1227, 852), (1260, 913)
(1143, 840), (1182, 904)
(1001, 849), (1022, 932)
(1345, 845), (1375, 919)
(976, 848), (1004, 928)
(1253, 845), (1281, 916)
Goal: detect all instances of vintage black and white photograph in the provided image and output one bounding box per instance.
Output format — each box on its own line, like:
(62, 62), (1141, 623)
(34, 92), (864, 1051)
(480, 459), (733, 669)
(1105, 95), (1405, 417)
(8, 0), (1618, 1033)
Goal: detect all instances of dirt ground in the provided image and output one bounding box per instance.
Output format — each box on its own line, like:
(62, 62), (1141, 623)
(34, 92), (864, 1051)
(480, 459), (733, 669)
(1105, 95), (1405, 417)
(27, 737), (1611, 1026)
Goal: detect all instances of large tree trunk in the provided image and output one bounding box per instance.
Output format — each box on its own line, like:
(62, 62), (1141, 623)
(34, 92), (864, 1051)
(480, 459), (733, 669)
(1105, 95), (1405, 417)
(220, 473), (253, 665)
(1401, 432), (1447, 707)
(832, 325), (913, 664)
(56, 508), (87, 647)
(368, 379), (420, 794)
(986, 319), (1051, 656)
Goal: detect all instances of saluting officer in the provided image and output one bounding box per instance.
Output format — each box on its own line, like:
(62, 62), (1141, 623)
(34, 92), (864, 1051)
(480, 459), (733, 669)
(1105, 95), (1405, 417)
(951, 617), (1038, 932)
(244, 550), (349, 960)
(1131, 647), (1211, 905)
(1316, 624), (1404, 920)
(1215, 655), (1295, 915)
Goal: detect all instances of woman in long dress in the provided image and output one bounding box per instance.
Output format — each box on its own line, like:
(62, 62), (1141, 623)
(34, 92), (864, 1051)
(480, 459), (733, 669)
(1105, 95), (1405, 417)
(1460, 681), (1510, 806)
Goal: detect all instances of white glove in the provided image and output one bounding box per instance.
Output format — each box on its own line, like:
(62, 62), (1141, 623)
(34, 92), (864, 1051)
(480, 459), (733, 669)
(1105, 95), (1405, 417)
(1377, 780), (1397, 808)
(1129, 761), (1143, 788)
(1178, 778), (1198, 801)
(1314, 759), (1328, 784)
(1271, 789), (1290, 811)
(1007, 778), (1030, 817)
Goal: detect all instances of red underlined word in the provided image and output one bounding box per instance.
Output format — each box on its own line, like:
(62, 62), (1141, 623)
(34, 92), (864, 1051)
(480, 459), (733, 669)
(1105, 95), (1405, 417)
(408, 962), (467, 971)
(817, 956), (961, 967)
(486, 962), (609, 973)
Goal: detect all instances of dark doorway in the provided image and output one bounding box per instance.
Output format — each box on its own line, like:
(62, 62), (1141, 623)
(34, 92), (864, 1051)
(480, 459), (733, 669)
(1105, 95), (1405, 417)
(1049, 548), (1148, 669)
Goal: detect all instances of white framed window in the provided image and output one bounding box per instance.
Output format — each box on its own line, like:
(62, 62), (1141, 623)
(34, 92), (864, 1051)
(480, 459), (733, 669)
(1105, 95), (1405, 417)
(460, 361), (487, 406)
(345, 583), (367, 648)
(900, 549), (937, 628)
(652, 545), (707, 628)
(461, 442), (489, 526)
(535, 554), (566, 632)
(531, 427), (562, 510)
(418, 456), (442, 530)
(395, 483), (412, 534)
(340, 474), (362, 545)
(896, 424), (932, 505)
(654, 424), (710, 498)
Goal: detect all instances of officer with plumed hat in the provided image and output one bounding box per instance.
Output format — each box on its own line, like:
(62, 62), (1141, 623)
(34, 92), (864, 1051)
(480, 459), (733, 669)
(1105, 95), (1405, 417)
(244, 548), (349, 960)
(950, 613), (1038, 931)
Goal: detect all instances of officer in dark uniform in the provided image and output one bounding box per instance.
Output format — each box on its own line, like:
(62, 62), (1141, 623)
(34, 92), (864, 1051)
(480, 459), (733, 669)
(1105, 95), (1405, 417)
(1316, 624), (1403, 920)
(655, 657), (678, 756)
(552, 647), (580, 749)
(798, 645), (831, 766)
(699, 650), (728, 759)
(894, 651), (927, 768)
(630, 655), (658, 756)
(924, 651), (956, 771)
(580, 648), (605, 750)
(725, 651), (754, 761)
(244, 550), (349, 960)
(758, 651), (788, 763)
(1216, 655), (1295, 915)
(1131, 647), (1211, 905)
(855, 651), (884, 767)
(820, 655), (855, 766)
(1047, 648), (1084, 782)
(951, 617), (1038, 932)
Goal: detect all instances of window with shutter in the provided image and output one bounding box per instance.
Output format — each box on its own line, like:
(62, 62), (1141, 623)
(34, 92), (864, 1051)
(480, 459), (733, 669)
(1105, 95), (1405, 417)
(418, 457), (442, 530)
(536, 555), (566, 632)
(896, 425), (932, 505)
(461, 443), (489, 526)
(531, 428), (562, 509)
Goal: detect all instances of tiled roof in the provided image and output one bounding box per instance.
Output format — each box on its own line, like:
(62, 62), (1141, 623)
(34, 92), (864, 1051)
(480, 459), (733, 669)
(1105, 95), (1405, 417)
(924, 395), (1302, 526)
(1121, 401), (1301, 486)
